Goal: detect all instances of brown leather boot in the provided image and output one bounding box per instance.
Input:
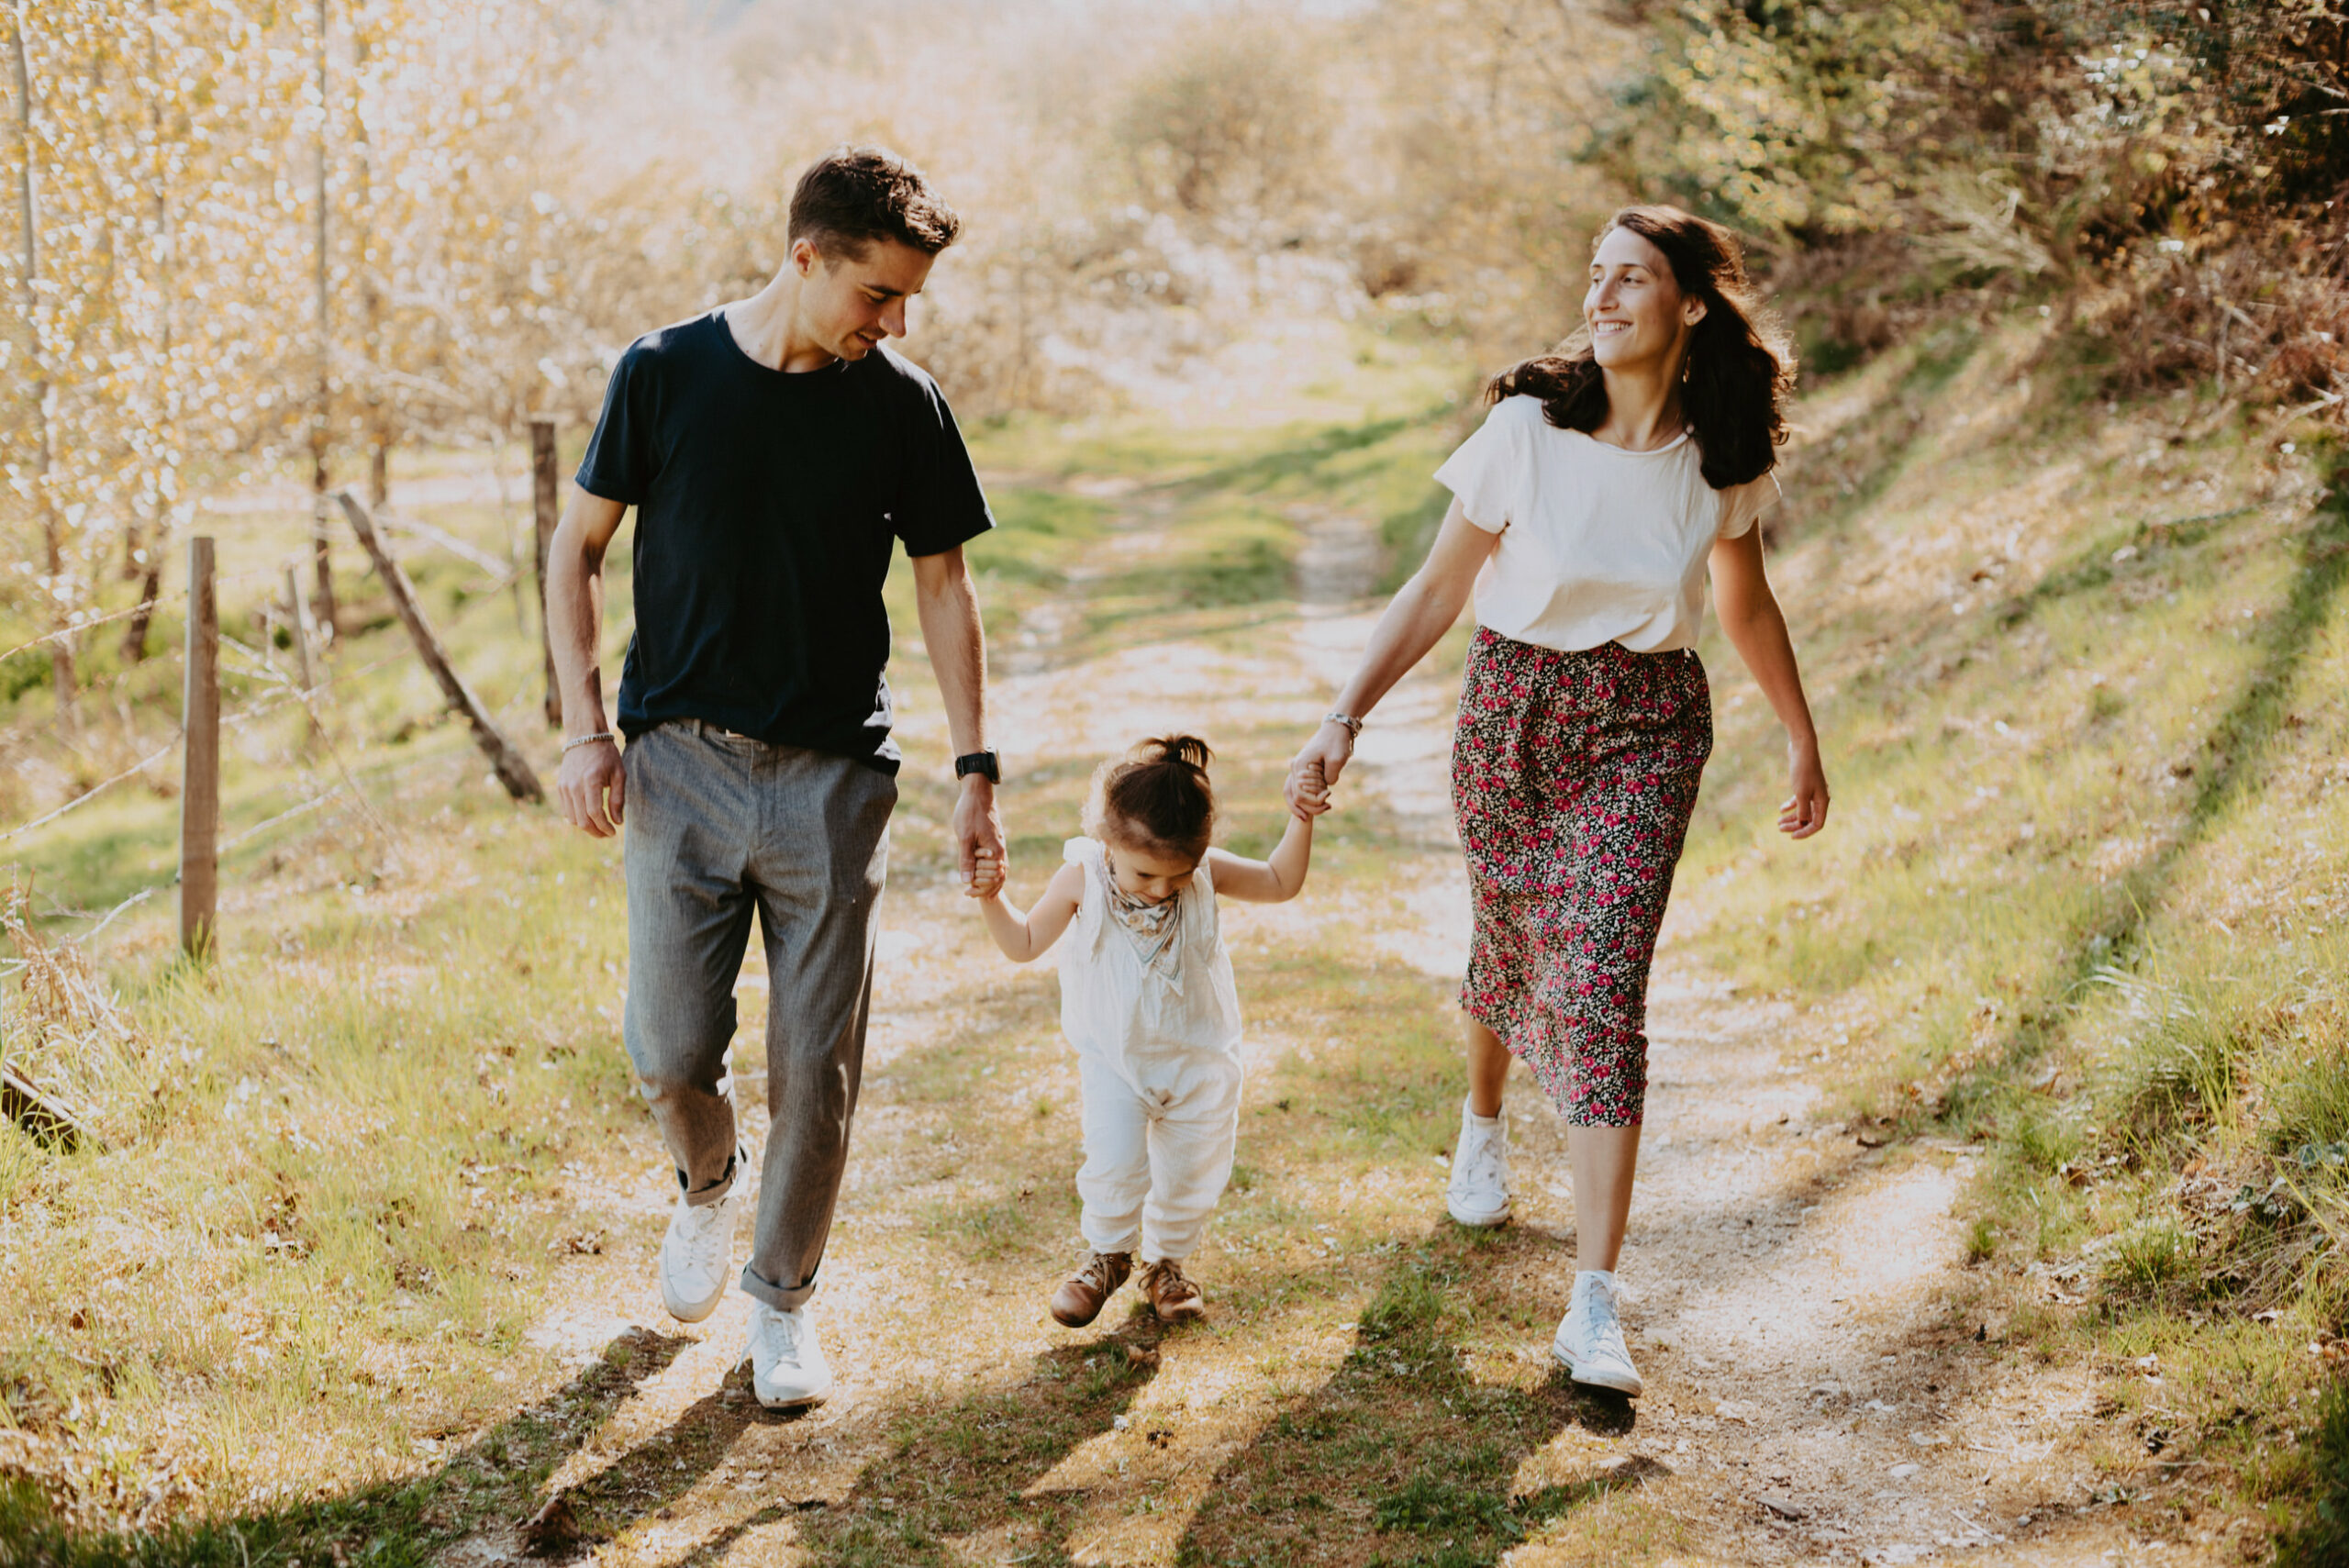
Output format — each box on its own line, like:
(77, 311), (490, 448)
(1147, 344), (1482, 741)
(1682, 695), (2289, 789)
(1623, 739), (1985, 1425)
(1050, 1251), (1132, 1328)
(1139, 1258), (1207, 1322)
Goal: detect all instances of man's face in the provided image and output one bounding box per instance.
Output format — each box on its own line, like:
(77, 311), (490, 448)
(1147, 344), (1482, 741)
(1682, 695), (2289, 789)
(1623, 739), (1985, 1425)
(793, 236), (937, 361)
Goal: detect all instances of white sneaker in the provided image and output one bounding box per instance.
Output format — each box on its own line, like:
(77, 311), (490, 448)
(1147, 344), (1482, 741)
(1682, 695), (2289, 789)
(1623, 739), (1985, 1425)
(743, 1301), (831, 1409)
(658, 1183), (740, 1325)
(1552, 1271), (1642, 1396)
(1445, 1098), (1511, 1228)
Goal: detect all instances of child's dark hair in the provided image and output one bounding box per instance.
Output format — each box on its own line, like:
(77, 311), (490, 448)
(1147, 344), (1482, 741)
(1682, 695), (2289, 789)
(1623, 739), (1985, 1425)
(1092, 736), (1217, 862)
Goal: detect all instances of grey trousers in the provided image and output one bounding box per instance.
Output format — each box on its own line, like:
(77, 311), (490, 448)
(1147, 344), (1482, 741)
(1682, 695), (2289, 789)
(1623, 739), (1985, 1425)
(621, 720), (896, 1311)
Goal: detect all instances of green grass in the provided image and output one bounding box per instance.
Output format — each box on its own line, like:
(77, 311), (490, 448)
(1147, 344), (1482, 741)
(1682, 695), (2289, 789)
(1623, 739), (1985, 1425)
(1669, 309), (2349, 1546)
(0, 1328), (694, 1565)
(2277, 1380), (2349, 1566)
(0, 330), (1644, 1564)
(6, 306), (2346, 1558)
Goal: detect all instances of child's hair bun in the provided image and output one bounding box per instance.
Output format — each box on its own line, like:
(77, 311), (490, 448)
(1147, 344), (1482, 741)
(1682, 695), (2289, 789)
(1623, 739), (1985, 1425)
(1149, 735), (1214, 773)
(1094, 735), (1218, 861)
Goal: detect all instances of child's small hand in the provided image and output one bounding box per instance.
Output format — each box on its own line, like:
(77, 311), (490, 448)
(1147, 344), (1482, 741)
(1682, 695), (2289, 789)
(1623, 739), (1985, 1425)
(965, 846), (1007, 899)
(1291, 759), (1329, 821)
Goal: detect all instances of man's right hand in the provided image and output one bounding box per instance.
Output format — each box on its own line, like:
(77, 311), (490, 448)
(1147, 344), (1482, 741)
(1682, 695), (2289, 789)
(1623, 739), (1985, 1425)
(559, 738), (626, 838)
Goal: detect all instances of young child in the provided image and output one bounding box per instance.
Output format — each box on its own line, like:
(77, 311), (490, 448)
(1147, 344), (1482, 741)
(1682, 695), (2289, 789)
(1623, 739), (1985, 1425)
(970, 736), (1313, 1327)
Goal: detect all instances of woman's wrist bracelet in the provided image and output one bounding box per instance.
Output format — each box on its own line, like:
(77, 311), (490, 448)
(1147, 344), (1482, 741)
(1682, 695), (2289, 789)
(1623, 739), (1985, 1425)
(1322, 711), (1364, 740)
(562, 730), (618, 753)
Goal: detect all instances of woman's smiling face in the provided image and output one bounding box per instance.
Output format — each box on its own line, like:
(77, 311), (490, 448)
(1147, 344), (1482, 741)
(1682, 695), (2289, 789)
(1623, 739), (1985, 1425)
(1583, 226), (1706, 373)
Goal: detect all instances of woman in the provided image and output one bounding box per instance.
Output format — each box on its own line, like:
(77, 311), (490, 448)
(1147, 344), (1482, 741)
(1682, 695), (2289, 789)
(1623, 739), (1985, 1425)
(1286, 206), (1828, 1397)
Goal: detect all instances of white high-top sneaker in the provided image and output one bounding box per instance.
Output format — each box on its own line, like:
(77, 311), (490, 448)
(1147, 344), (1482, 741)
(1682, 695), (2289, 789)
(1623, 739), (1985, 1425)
(658, 1182), (740, 1325)
(744, 1300), (831, 1409)
(1445, 1097), (1512, 1228)
(1552, 1270), (1642, 1396)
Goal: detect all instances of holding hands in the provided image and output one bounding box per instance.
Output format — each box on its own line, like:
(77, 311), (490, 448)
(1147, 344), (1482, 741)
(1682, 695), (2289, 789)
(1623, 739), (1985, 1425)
(970, 748), (1330, 909)
(1285, 717), (1353, 819)
(959, 775), (1007, 899)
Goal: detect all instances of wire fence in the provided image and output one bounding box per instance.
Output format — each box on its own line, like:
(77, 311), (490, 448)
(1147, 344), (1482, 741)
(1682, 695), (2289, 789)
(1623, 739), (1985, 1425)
(0, 516), (556, 947)
(0, 559), (307, 671)
(0, 740), (184, 849)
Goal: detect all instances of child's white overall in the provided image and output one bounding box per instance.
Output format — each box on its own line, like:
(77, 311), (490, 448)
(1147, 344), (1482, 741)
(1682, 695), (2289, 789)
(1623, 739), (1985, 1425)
(1058, 837), (1244, 1263)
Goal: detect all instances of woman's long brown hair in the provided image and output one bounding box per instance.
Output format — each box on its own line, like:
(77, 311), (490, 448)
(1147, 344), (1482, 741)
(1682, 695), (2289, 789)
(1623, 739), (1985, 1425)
(1488, 206), (1793, 490)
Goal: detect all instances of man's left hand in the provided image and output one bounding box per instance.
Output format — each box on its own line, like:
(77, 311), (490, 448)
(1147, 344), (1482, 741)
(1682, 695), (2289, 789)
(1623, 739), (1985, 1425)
(952, 776), (1005, 897)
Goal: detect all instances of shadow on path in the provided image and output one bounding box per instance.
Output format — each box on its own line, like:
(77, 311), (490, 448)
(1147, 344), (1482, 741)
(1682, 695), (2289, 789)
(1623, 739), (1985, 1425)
(646, 1323), (1166, 1566)
(1940, 479), (2349, 1121)
(1174, 1226), (1650, 1568)
(0, 1326), (693, 1567)
(510, 1227), (1653, 1564)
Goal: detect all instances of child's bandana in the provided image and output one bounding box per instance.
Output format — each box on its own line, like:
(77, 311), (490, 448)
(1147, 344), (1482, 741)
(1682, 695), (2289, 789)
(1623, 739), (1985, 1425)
(1100, 857), (1183, 978)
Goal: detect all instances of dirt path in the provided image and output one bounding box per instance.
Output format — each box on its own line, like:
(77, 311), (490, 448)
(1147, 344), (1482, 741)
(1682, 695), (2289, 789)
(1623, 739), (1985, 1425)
(443, 486), (2200, 1566)
(1285, 519), (2183, 1567)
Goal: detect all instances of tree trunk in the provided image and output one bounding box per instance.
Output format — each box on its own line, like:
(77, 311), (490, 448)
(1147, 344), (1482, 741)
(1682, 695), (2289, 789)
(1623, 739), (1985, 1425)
(307, 0), (338, 639)
(356, 26), (387, 515)
(121, 561), (162, 664)
(335, 491), (544, 804)
(123, 0), (173, 665)
(530, 417), (561, 727)
(10, 11), (73, 722)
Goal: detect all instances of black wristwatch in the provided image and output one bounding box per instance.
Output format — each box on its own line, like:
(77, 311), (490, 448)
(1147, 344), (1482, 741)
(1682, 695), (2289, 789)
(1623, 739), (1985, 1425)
(954, 750), (1000, 784)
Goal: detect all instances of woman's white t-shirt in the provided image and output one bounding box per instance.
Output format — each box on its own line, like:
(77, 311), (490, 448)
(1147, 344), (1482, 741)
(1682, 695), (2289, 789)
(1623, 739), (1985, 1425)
(1433, 394), (1779, 654)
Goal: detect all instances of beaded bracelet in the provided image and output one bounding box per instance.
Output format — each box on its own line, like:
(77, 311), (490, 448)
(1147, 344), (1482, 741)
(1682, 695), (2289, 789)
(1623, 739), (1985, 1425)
(562, 730), (618, 753)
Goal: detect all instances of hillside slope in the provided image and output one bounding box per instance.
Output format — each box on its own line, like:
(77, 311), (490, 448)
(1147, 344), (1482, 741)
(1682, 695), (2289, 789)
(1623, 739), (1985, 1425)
(1670, 309), (2349, 1553)
(0, 314), (2341, 1562)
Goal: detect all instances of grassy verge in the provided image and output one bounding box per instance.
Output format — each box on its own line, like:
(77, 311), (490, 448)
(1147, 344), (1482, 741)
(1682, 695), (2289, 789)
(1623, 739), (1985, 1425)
(6, 306), (2344, 1559)
(1675, 312), (2349, 1550)
(0, 333), (1609, 1562)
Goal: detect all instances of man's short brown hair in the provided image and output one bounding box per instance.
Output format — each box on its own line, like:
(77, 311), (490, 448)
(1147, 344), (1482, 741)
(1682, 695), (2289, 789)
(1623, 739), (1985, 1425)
(788, 145), (962, 261)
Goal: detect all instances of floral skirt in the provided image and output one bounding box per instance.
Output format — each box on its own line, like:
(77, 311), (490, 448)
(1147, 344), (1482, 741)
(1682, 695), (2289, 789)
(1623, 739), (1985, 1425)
(1453, 628), (1712, 1127)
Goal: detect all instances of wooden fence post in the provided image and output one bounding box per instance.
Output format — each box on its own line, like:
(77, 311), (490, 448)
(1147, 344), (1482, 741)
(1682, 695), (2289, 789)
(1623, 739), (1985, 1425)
(334, 490), (545, 803)
(529, 416), (561, 728)
(180, 536), (218, 957)
(283, 562), (316, 692)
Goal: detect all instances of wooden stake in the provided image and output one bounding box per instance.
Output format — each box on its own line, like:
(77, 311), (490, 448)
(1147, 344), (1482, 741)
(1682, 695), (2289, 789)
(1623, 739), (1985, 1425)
(284, 562), (316, 692)
(530, 416), (561, 728)
(334, 490), (545, 803)
(0, 1063), (103, 1151)
(179, 536), (218, 956)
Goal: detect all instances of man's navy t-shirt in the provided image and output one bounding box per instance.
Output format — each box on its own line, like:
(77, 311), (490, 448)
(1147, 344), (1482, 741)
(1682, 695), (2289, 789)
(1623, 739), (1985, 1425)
(574, 312), (993, 774)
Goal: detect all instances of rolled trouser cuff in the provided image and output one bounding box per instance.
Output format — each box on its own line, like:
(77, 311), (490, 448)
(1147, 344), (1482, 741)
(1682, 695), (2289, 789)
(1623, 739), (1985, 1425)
(740, 1262), (817, 1312)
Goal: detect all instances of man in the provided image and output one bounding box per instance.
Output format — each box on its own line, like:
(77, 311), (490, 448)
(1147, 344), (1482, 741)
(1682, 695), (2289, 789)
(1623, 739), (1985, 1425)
(547, 145), (1001, 1410)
